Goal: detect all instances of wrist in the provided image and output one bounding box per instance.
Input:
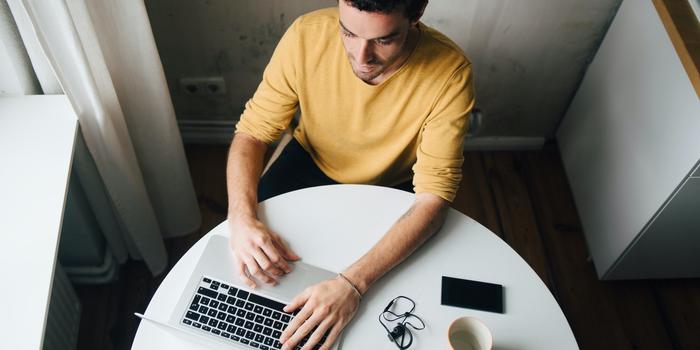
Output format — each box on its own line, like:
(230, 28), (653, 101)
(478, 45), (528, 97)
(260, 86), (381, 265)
(340, 269), (369, 296)
(337, 273), (362, 300)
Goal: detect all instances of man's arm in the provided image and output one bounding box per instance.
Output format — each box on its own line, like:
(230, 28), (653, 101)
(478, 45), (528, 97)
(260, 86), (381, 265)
(226, 133), (300, 288)
(343, 192), (448, 293)
(279, 192), (448, 350)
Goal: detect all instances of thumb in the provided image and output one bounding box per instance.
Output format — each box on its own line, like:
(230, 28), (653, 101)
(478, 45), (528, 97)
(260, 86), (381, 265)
(284, 288), (310, 313)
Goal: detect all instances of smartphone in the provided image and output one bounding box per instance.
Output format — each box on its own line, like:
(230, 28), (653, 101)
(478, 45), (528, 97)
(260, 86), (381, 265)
(441, 276), (504, 314)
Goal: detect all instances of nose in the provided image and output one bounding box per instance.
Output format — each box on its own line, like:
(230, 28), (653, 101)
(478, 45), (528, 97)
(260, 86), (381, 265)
(355, 40), (374, 65)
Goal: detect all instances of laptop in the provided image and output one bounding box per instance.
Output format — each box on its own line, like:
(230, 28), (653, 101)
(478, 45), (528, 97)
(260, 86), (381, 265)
(136, 234), (341, 350)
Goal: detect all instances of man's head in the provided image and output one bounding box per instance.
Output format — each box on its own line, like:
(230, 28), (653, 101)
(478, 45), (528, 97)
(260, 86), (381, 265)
(338, 0), (428, 83)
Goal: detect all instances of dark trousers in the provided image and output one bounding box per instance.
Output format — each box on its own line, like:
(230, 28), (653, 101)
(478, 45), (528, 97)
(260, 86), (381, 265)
(258, 138), (413, 202)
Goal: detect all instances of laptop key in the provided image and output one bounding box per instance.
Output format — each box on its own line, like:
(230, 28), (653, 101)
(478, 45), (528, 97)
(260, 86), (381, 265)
(241, 338), (250, 345)
(200, 297), (210, 306)
(264, 336), (275, 345)
(237, 309), (246, 317)
(248, 294), (287, 312)
(244, 302), (254, 311)
(222, 332), (231, 338)
(208, 319), (218, 327)
(237, 290), (250, 299)
(246, 331), (256, 340)
(273, 330), (281, 338)
(203, 277), (211, 283)
(227, 324), (236, 333)
(202, 325), (211, 331)
(227, 296), (236, 304)
(212, 329), (221, 335)
(232, 335), (241, 341)
(198, 287), (217, 298)
(183, 319), (192, 325)
(264, 318), (273, 327)
(218, 293), (227, 302)
(208, 309), (217, 317)
(235, 318), (245, 326)
(185, 311), (199, 321)
(236, 328), (246, 336)
(200, 316), (210, 324)
(199, 305), (208, 314)
(255, 315), (264, 324)
(228, 305), (237, 314)
(254, 305), (263, 313)
(263, 309), (272, 317)
(245, 321), (254, 330)
(226, 314), (235, 323)
(236, 299), (246, 307)
(251, 341), (260, 348)
(193, 322), (202, 329)
(281, 314), (291, 323)
(273, 321), (283, 330)
(189, 303), (199, 311)
(272, 311), (281, 320)
(228, 287), (238, 296)
(218, 303), (228, 311)
(217, 311), (226, 320)
(254, 324), (263, 333)
(210, 300), (219, 308)
(246, 311), (256, 320)
(217, 322), (227, 330)
(255, 334), (264, 342)
(261, 346), (270, 350)
(263, 327), (272, 336)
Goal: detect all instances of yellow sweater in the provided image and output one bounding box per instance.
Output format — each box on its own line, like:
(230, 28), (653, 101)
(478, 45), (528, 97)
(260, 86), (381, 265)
(235, 8), (475, 202)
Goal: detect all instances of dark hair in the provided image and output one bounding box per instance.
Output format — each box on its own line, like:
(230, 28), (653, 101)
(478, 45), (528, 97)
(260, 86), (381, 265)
(343, 0), (428, 22)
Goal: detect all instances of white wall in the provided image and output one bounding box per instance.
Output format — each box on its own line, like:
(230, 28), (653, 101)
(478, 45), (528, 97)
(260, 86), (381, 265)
(145, 0), (622, 137)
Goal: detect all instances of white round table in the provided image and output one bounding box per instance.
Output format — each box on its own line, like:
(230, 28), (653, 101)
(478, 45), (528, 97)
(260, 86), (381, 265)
(132, 185), (578, 349)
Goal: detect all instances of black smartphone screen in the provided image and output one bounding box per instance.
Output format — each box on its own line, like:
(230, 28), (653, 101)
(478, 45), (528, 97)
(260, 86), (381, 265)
(441, 276), (504, 313)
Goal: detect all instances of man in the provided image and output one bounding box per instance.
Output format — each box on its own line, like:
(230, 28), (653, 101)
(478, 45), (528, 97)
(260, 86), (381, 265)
(226, 0), (474, 349)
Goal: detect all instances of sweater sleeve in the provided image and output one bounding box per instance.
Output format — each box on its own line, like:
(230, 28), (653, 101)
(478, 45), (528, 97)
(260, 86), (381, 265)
(234, 18), (300, 144)
(412, 64), (475, 202)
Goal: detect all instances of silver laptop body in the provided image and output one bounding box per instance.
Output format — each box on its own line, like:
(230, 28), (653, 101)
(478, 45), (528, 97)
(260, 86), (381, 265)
(147, 234), (340, 350)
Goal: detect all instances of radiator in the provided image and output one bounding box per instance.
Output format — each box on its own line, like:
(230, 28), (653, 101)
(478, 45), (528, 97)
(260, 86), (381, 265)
(43, 264), (81, 350)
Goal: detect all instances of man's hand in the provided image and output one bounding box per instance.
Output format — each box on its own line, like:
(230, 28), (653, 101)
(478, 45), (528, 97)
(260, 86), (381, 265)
(280, 276), (361, 350)
(228, 213), (300, 288)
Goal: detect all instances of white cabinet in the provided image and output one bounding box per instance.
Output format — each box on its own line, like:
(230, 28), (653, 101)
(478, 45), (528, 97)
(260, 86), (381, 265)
(557, 0), (700, 279)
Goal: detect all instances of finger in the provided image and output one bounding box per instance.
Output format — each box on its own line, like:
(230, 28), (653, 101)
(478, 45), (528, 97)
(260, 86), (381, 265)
(281, 302), (312, 343)
(318, 322), (344, 350)
(283, 289), (310, 314)
(251, 250), (280, 284)
(302, 317), (334, 350)
(283, 311), (324, 350)
(260, 241), (291, 274)
(242, 254), (272, 287)
(271, 232), (300, 261)
(234, 254), (256, 288)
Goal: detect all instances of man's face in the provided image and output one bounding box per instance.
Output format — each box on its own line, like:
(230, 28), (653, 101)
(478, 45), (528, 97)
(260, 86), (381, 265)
(338, 0), (414, 83)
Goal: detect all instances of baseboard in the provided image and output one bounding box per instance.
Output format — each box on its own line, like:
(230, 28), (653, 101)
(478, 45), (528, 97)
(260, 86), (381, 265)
(179, 120), (546, 151)
(463, 136), (546, 151)
(179, 119), (236, 144)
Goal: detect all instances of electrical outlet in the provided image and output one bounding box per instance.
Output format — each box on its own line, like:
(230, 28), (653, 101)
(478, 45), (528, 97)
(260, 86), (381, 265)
(180, 76), (227, 96)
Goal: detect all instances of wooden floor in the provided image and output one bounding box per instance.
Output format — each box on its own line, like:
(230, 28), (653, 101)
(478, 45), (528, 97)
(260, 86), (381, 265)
(74, 143), (700, 350)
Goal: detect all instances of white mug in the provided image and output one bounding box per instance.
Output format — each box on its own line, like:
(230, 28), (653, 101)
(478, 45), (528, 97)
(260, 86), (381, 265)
(447, 316), (493, 350)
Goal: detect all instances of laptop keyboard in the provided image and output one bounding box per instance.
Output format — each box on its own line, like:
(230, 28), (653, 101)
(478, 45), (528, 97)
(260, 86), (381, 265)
(181, 276), (327, 350)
